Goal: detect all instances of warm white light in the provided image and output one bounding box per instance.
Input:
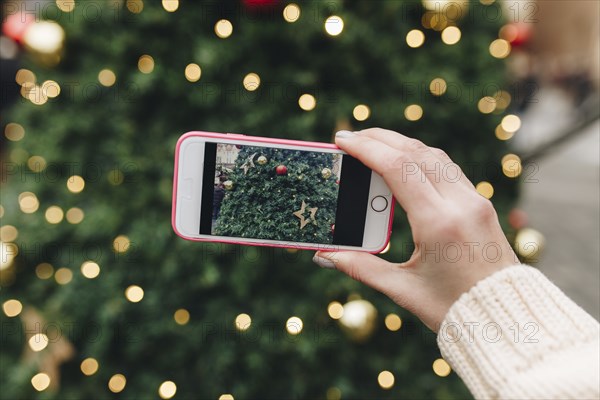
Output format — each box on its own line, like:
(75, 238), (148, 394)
(406, 29), (425, 48)
(215, 19), (233, 38)
(125, 285), (144, 302)
(441, 26), (461, 45)
(286, 316), (303, 335)
(324, 16), (344, 36)
(298, 94), (316, 111)
(29, 333), (49, 352)
(235, 313), (252, 331)
(283, 4), (301, 23)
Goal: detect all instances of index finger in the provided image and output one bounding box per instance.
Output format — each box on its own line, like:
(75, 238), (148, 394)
(335, 130), (442, 215)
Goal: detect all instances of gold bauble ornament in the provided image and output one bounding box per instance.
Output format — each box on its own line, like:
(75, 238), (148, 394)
(514, 228), (545, 263)
(338, 299), (377, 342)
(257, 155), (267, 165)
(321, 168), (332, 179)
(223, 180), (234, 190)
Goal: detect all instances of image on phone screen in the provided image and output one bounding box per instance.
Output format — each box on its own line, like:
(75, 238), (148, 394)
(198, 142), (373, 246)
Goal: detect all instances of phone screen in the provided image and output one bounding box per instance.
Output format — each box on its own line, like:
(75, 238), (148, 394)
(199, 142), (372, 246)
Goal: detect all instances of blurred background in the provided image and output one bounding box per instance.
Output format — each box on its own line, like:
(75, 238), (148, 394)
(0, 0), (598, 399)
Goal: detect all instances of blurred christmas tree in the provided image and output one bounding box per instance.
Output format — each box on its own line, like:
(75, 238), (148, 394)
(1, 0), (519, 399)
(214, 146), (340, 243)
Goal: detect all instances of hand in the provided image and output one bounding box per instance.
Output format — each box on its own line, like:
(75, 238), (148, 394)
(313, 128), (519, 331)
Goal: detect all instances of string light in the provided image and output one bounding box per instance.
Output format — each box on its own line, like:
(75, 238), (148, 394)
(501, 114), (521, 133)
(384, 313), (402, 331)
(29, 333), (49, 352)
(45, 206), (64, 224)
(174, 309), (190, 325)
(404, 104), (423, 121)
(66, 207), (85, 224)
(162, 0), (178, 12)
(377, 370), (395, 389)
(15, 69), (35, 85)
(42, 80), (61, 98)
(327, 301), (344, 319)
(113, 235), (131, 253)
(125, 285), (144, 302)
(324, 16), (344, 36)
(3, 299), (23, 317)
(429, 78), (447, 96)
(298, 94), (316, 111)
(406, 29), (425, 48)
(28, 155), (47, 172)
(158, 381), (177, 399)
(218, 395), (234, 400)
(286, 316), (303, 335)
(81, 261), (100, 279)
(243, 73), (261, 91)
(283, 3), (301, 23)
(432, 358), (452, 377)
(185, 63), (202, 82)
(31, 373), (51, 391)
(430, 13), (448, 31)
(36, 263), (54, 279)
(5, 123), (25, 141)
(0, 225), (18, 242)
(98, 69), (116, 87)
(475, 181), (494, 199)
(215, 19), (233, 39)
(495, 124), (514, 141)
(489, 39), (511, 58)
(235, 313), (251, 331)
(28, 85), (48, 106)
(441, 26), (461, 45)
(502, 154), (522, 178)
(126, 0), (143, 13)
(477, 96), (496, 114)
(55, 268), (73, 285)
(81, 358), (99, 376)
(19, 192), (39, 213)
(56, 0), (75, 12)
(494, 90), (511, 110)
(108, 374), (127, 393)
(352, 104), (370, 121)
(138, 55), (154, 74)
(67, 175), (85, 193)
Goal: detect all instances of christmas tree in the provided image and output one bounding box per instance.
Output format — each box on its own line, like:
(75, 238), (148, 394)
(1, 0), (519, 399)
(214, 145), (341, 243)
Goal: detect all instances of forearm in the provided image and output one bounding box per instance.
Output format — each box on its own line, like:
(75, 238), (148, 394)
(437, 265), (600, 400)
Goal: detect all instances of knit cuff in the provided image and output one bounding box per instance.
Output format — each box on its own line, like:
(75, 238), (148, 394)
(437, 265), (600, 399)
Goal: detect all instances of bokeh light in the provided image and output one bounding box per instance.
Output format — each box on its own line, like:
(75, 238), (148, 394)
(36, 263), (54, 279)
(125, 285), (144, 302)
(45, 206), (64, 224)
(476, 181), (494, 199)
(406, 29), (425, 48)
(19, 192), (39, 213)
(243, 73), (261, 91)
(81, 358), (99, 376)
(113, 235), (131, 253)
(174, 309), (190, 325)
(138, 55), (155, 74)
(502, 154), (522, 178)
(5, 123), (25, 141)
(55, 268), (73, 285)
(286, 316), (303, 335)
(1, 225), (18, 242)
(384, 313), (402, 331)
(31, 373), (51, 391)
(404, 104), (423, 121)
(489, 39), (511, 58)
(67, 175), (85, 193)
(56, 0), (75, 12)
(66, 207), (85, 224)
(501, 114), (521, 133)
(235, 313), (252, 331)
(441, 26), (461, 45)
(377, 370), (395, 389)
(81, 261), (100, 279)
(429, 78), (447, 96)
(29, 333), (49, 352)
(158, 381), (177, 399)
(327, 301), (344, 319)
(477, 96), (497, 114)
(162, 0), (178, 12)
(185, 63), (202, 82)
(353, 104), (371, 121)
(126, 0), (143, 13)
(108, 374), (127, 393)
(432, 358), (452, 377)
(215, 19), (233, 39)
(98, 69), (116, 87)
(28, 156), (47, 172)
(298, 94), (316, 111)
(283, 4), (301, 23)
(3, 299), (23, 317)
(324, 16), (344, 36)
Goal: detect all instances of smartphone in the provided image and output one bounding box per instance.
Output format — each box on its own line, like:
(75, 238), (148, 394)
(172, 131), (394, 253)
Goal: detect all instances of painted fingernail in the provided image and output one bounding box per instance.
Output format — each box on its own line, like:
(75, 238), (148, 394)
(312, 254), (337, 269)
(335, 130), (356, 139)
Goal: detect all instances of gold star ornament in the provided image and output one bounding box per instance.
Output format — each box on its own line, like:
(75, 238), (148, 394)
(293, 200), (318, 229)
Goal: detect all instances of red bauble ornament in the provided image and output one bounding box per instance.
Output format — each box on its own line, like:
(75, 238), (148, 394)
(275, 165), (287, 175)
(2, 13), (35, 43)
(243, 0), (279, 9)
(500, 22), (531, 48)
(331, 224), (335, 234)
(335, 180), (340, 185)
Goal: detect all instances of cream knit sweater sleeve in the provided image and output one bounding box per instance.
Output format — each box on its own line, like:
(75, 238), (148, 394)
(437, 265), (600, 400)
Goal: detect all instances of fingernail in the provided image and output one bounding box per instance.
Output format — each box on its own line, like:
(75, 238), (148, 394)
(312, 254), (337, 269)
(335, 130), (356, 139)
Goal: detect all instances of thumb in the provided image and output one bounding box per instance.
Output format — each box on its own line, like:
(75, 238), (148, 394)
(313, 251), (416, 306)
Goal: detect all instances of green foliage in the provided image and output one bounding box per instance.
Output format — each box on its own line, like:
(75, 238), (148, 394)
(215, 146), (339, 243)
(1, 0), (516, 399)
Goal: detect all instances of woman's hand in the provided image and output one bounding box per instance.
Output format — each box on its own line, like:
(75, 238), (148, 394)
(313, 128), (519, 331)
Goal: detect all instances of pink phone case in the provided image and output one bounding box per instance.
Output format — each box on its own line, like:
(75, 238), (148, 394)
(171, 131), (394, 254)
